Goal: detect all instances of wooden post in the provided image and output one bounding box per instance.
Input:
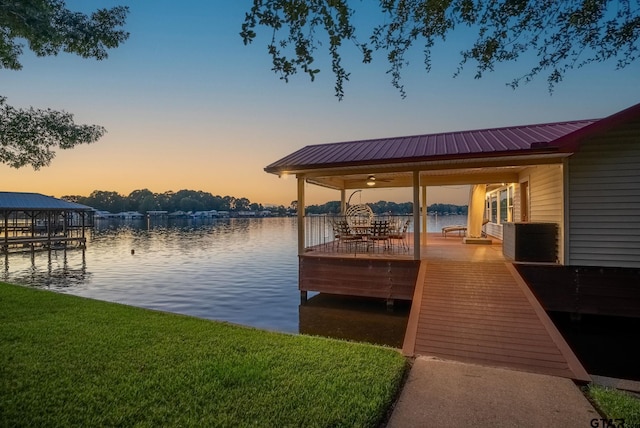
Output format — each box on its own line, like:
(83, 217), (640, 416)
(297, 176), (305, 256)
(413, 171), (421, 260)
(421, 184), (428, 245)
(3, 211), (8, 252)
(297, 177), (307, 303)
(81, 211), (87, 248)
(47, 211), (52, 248)
(386, 298), (394, 311)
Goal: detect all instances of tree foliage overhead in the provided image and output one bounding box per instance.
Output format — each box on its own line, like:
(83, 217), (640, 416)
(241, 0), (640, 98)
(0, 0), (129, 169)
(0, 0), (129, 70)
(0, 96), (105, 168)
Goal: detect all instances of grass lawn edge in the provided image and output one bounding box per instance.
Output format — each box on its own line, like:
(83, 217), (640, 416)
(1, 282), (409, 427)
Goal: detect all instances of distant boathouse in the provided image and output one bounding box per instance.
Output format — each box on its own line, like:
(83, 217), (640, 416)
(0, 192), (93, 253)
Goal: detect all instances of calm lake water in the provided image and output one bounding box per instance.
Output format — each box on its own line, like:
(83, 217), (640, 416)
(1, 215), (468, 346)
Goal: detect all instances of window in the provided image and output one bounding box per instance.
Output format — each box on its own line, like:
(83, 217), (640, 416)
(486, 199), (491, 223)
(487, 185), (514, 224)
(508, 186), (514, 222)
(490, 194), (497, 223)
(500, 189), (508, 223)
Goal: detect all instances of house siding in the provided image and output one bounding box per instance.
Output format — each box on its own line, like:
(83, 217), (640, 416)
(567, 120), (640, 268)
(518, 164), (564, 263)
(484, 184), (519, 241)
(485, 223), (503, 240)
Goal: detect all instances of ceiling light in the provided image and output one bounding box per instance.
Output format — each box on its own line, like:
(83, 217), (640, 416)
(366, 175), (376, 186)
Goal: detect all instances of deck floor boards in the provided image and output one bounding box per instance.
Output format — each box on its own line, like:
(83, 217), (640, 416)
(404, 234), (590, 381)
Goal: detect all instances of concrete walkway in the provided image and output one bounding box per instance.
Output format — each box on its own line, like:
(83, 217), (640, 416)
(387, 356), (599, 427)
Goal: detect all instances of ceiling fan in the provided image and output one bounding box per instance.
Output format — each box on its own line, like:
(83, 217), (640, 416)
(366, 174), (392, 186)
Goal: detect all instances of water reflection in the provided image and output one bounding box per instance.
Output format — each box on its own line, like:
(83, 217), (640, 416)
(300, 294), (410, 348)
(2, 248), (89, 289)
(1, 216), (468, 348)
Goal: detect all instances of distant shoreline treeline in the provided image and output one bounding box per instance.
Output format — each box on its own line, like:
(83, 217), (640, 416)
(62, 189), (467, 216)
(62, 189), (274, 215)
(305, 200), (468, 216)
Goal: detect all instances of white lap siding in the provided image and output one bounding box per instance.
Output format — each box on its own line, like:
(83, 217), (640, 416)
(567, 120), (640, 268)
(519, 164), (564, 262)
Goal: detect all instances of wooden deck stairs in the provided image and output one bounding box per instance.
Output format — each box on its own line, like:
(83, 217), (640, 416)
(403, 259), (590, 382)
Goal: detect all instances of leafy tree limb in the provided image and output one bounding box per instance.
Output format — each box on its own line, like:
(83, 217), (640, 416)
(241, 0), (640, 98)
(241, 0), (372, 100)
(0, 0), (129, 169)
(0, 0), (129, 70)
(0, 96), (105, 169)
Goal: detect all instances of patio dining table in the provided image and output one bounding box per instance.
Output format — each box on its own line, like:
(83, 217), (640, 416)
(351, 224), (372, 236)
(347, 220), (392, 252)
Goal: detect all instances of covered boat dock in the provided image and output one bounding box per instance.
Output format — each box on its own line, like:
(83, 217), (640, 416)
(1, 192), (93, 253)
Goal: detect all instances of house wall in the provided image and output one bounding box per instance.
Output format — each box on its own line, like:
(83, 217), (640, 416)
(484, 184), (517, 241)
(566, 120), (640, 268)
(485, 221), (503, 240)
(518, 164), (564, 263)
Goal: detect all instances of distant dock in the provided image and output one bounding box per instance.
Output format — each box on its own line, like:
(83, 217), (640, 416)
(1, 192), (93, 254)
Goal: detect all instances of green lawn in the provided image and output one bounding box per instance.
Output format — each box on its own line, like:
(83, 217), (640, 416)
(588, 385), (640, 428)
(0, 282), (407, 427)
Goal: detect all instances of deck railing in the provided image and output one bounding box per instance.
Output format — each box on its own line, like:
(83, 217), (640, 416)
(304, 214), (414, 256)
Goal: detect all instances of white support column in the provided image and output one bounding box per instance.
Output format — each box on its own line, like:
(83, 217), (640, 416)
(413, 171), (421, 260)
(562, 158), (569, 266)
(297, 176), (305, 256)
(421, 184), (428, 245)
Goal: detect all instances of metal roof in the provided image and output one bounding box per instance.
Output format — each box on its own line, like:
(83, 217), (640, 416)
(261, 103), (640, 190)
(266, 102), (640, 176)
(0, 192), (93, 211)
(265, 120), (597, 174)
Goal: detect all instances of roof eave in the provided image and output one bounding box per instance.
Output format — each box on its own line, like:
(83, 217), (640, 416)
(264, 147), (563, 176)
(0, 206), (93, 211)
(556, 102), (640, 152)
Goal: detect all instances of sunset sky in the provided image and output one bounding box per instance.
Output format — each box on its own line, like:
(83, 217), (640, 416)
(3, 1), (639, 207)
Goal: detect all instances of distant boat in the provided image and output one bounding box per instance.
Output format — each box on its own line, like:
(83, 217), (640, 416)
(168, 211), (188, 218)
(115, 211), (144, 220)
(191, 210), (218, 219)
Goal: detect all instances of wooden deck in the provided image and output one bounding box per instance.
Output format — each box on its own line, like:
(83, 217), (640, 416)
(299, 255), (420, 301)
(403, 234), (590, 382)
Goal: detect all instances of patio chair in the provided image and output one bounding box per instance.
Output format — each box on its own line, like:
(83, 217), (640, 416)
(345, 204), (374, 228)
(335, 219), (362, 251)
(328, 217), (341, 249)
(441, 219), (489, 238)
(389, 218), (410, 252)
(369, 220), (390, 253)
(441, 224), (467, 237)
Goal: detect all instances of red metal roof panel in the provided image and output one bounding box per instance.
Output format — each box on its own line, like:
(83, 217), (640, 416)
(265, 119), (604, 173)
